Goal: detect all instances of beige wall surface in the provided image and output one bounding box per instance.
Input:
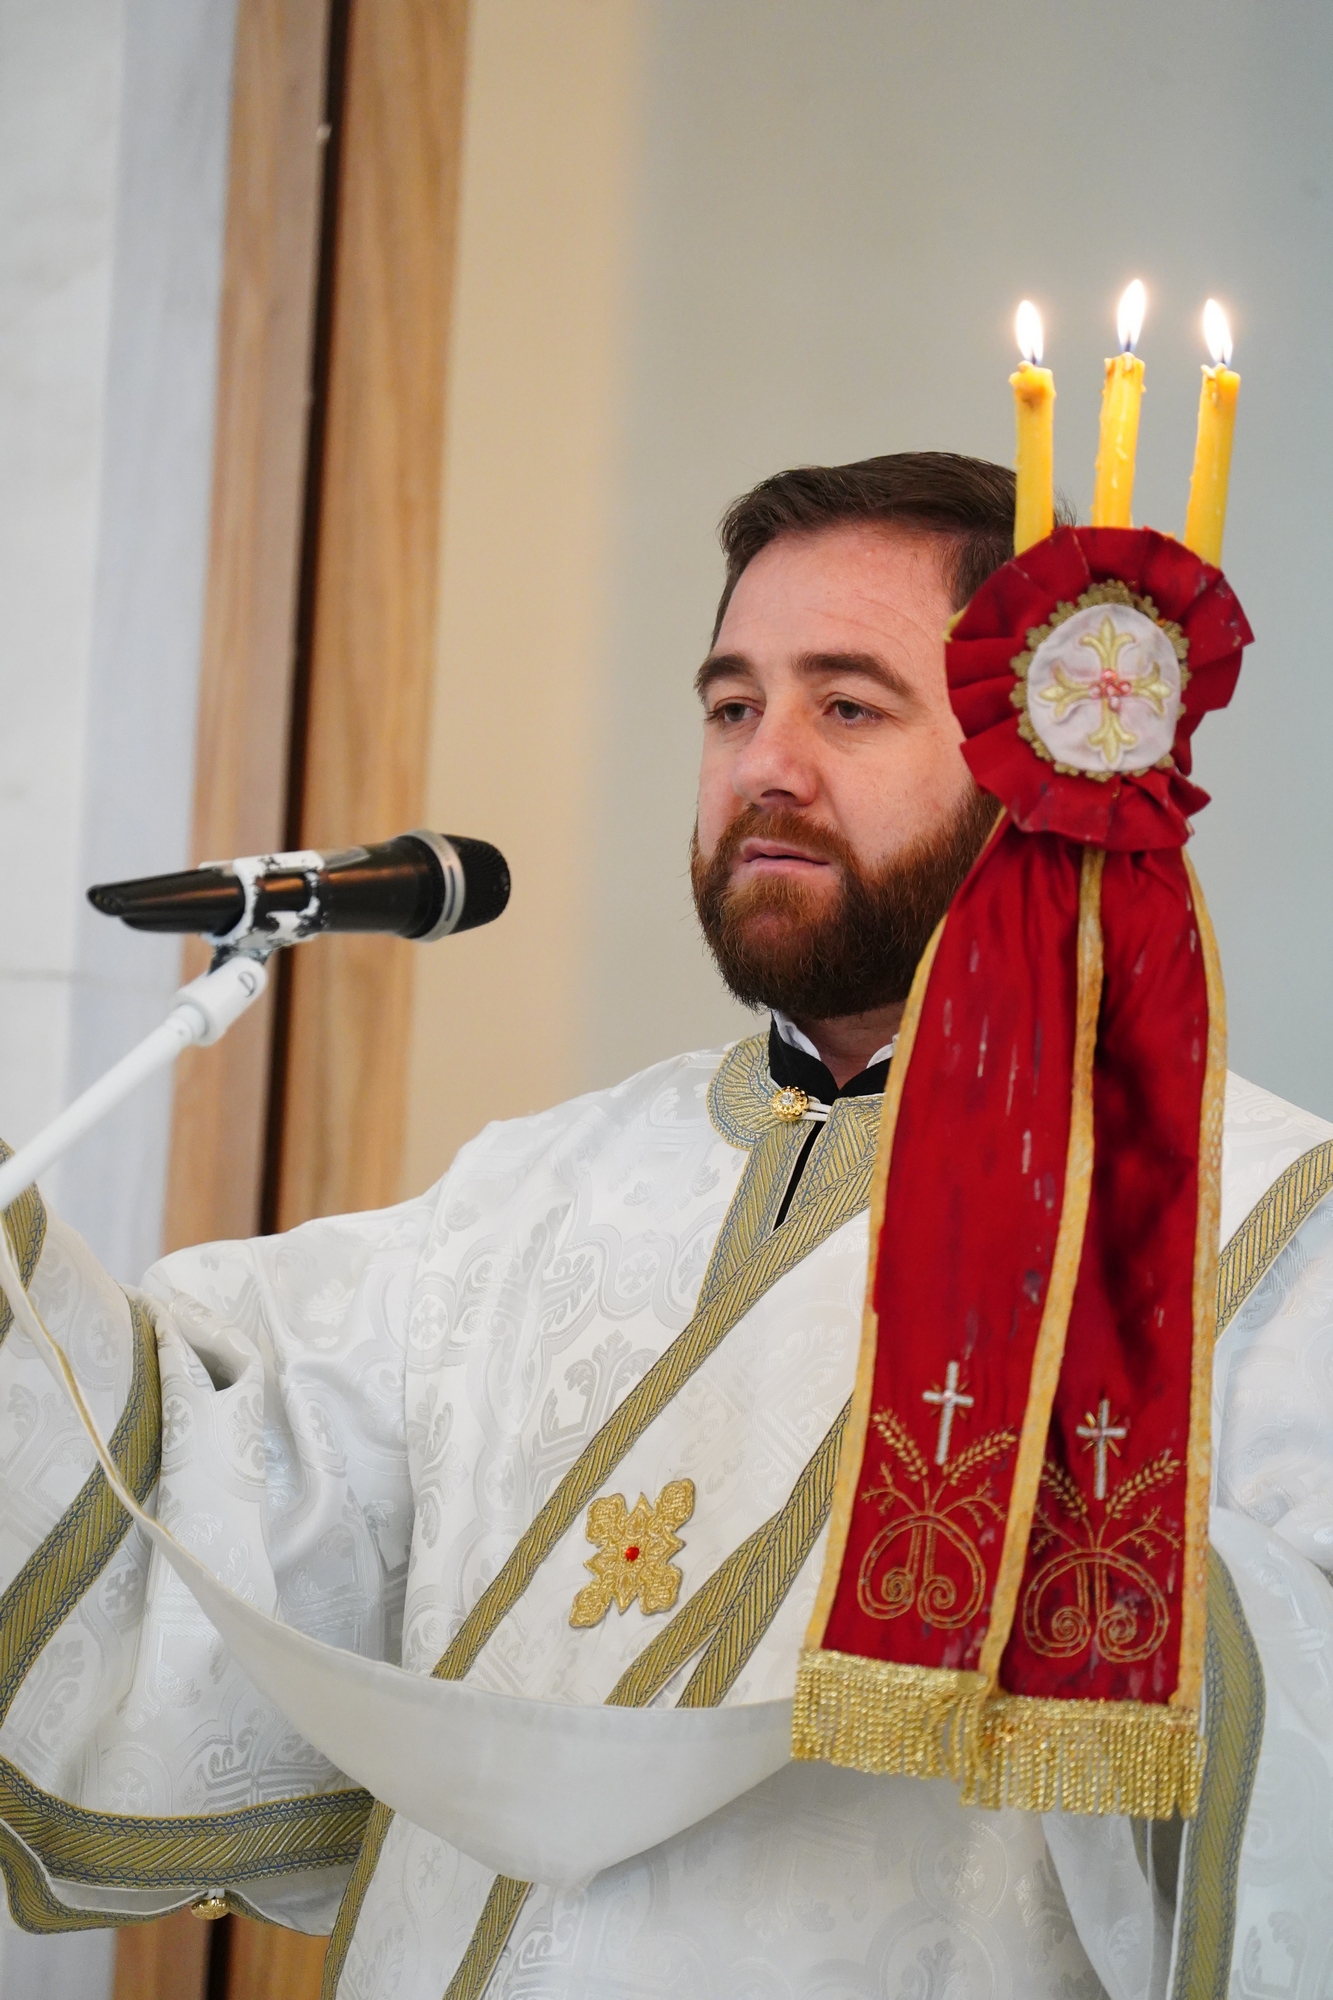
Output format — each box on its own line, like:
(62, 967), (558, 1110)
(403, 0), (651, 1190)
(407, 0), (1333, 1198)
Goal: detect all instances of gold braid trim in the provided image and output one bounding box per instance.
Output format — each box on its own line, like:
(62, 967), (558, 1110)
(0, 1821), (161, 1936)
(0, 1141), (46, 1346)
(0, 1759), (370, 1891)
(792, 1650), (988, 1781)
(679, 1402), (849, 1709)
(1216, 1138), (1333, 1334)
(442, 1877), (533, 2000)
(605, 1519), (771, 1709)
(1170, 1552), (1266, 2000)
(0, 1298), (161, 1723)
(705, 1033), (779, 1148)
(1178, 854), (1227, 1716)
(0, 1829), (336, 1939)
(320, 1799), (394, 1998)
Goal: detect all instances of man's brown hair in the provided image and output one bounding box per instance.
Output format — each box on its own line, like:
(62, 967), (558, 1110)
(712, 450), (1040, 643)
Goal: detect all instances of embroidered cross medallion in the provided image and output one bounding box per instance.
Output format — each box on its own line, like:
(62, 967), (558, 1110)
(1012, 589), (1188, 779)
(569, 1479), (695, 1627)
(1037, 612), (1174, 768)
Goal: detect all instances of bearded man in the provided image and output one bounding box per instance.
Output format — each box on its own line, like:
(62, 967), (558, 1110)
(2, 452), (1332, 2000)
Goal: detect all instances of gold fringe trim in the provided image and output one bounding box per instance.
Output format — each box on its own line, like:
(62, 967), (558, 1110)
(794, 1650), (1205, 1819)
(792, 1648), (987, 1780)
(964, 1691), (1205, 1819)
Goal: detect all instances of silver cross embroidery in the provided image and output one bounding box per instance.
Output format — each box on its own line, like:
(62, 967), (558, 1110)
(1076, 1398), (1128, 1501)
(922, 1361), (974, 1467)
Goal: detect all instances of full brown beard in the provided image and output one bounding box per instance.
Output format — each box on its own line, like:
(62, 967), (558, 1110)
(691, 790), (998, 1020)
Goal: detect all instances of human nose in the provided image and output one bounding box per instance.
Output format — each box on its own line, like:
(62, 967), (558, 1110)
(729, 701), (820, 813)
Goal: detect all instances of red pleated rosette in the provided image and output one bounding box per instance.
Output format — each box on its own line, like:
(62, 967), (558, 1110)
(949, 526), (1251, 849)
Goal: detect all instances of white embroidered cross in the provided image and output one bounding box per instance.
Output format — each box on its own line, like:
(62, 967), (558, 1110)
(1076, 1398), (1128, 1501)
(922, 1361), (974, 1467)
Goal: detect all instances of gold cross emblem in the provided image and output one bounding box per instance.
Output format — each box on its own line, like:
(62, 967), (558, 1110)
(569, 1478), (695, 1627)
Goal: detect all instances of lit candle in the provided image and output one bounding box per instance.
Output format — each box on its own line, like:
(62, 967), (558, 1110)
(1091, 280), (1147, 527)
(1183, 300), (1240, 567)
(1011, 300), (1055, 554)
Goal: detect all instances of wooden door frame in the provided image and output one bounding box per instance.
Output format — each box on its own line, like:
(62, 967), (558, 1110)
(121, 1), (470, 1995)
(269, 0), (469, 1232)
(161, 0), (334, 1258)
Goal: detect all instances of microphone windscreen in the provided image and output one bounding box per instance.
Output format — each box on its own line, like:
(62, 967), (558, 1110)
(446, 836), (510, 934)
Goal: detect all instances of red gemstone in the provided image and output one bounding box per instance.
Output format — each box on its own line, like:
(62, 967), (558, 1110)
(624, 1545), (640, 1562)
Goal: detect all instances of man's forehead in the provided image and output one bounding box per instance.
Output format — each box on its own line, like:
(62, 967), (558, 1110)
(709, 523), (953, 671)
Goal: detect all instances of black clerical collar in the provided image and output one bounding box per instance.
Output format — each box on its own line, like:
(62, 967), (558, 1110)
(767, 1018), (892, 1102)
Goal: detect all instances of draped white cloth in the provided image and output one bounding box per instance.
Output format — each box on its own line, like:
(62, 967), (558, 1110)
(1, 1049), (1331, 1997)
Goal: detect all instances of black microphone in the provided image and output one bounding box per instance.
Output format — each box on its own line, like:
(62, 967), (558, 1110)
(87, 832), (510, 949)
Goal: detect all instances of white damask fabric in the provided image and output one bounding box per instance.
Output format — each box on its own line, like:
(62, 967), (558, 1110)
(1, 1049), (1332, 1996)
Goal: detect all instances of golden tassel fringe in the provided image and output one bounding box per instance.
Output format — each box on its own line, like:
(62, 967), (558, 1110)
(794, 1651), (1205, 1818)
(965, 1691), (1205, 1818)
(793, 1650), (988, 1781)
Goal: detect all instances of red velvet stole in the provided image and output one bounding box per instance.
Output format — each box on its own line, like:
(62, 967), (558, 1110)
(793, 527), (1250, 1817)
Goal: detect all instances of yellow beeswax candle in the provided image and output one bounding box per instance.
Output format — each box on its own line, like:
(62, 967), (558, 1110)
(1183, 300), (1239, 567)
(1011, 301), (1054, 553)
(1091, 280), (1147, 528)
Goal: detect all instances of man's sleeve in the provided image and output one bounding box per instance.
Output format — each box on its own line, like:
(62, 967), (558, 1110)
(0, 1176), (429, 1935)
(1202, 1186), (1333, 1993)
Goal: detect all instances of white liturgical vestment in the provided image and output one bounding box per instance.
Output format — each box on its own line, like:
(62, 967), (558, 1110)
(0, 1036), (1332, 2000)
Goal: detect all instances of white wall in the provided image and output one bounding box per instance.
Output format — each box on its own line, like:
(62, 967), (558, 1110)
(0, 0), (125, 1203)
(584, 0), (1333, 1116)
(0, 0), (234, 1975)
(0, 0), (236, 1283)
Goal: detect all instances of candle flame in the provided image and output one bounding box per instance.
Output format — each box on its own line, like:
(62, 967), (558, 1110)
(1203, 298), (1233, 367)
(1117, 279), (1147, 354)
(1015, 299), (1044, 366)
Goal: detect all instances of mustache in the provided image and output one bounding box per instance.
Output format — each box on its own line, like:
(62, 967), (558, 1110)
(701, 806), (859, 882)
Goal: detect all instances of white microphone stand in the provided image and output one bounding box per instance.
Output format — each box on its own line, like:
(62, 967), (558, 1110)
(0, 954), (269, 1212)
